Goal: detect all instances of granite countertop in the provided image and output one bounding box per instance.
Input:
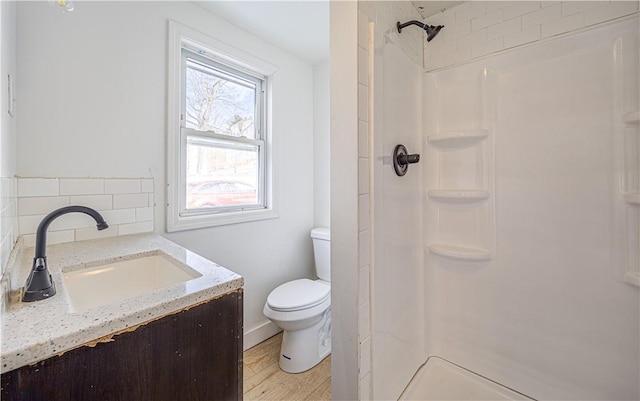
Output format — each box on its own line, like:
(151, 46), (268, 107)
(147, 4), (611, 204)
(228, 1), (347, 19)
(0, 234), (243, 373)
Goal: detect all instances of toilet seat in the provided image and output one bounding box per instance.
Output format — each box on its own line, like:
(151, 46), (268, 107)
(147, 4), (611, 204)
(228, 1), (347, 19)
(267, 279), (330, 312)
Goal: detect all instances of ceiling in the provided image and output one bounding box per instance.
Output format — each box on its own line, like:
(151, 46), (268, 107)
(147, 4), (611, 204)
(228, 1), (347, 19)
(195, 1), (465, 66)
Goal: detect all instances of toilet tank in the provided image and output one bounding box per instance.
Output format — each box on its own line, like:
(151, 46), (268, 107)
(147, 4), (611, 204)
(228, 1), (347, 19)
(310, 227), (330, 282)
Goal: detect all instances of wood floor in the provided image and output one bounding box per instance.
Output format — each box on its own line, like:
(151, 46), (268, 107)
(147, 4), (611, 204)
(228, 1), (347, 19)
(243, 332), (331, 401)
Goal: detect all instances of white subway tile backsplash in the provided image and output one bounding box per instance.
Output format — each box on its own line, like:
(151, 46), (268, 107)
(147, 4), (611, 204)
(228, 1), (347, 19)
(456, 2), (486, 23)
(141, 179), (154, 194)
(358, 84), (369, 123)
(358, 47), (369, 85)
(16, 177), (154, 245)
(540, 1), (558, 9)
(584, 1), (639, 26)
(101, 209), (137, 225)
(451, 20), (472, 38)
(562, 1), (600, 17)
(359, 230), (370, 267)
(522, 4), (562, 29)
(69, 195), (112, 211)
(19, 215), (45, 235)
(22, 230), (75, 248)
(113, 194), (149, 209)
(359, 336), (371, 379)
(359, 121), (369, 158)
(59, 179), (104, 195)
(18, 196), (70, 216)
(118, 221), (154, 236)
(358, 158), (369, 195)
(358, 10), (370, 50)
(75, 226), (118, 241)
(472, 36), (504, 58)
(105, 179), (141, 194)
(504, 25), (541, 49)
(471, 9), (503, 31)
(443, 47), (472, 67)
(49, 213), (97, 231)
(488, 17), (522, 40)
(424, 0), (638, 72)
(542, 12), (584, 38)
(358, 194), (370, 231)
(135, 207), (153, 222)
(427, 42), (446, 60)
(359, 301), (370, 341)
(456, 29), (488, 50)
(359, 265), (370, 307)
(503, 2), (541, 21)
(485, 1), (507, 14)
(360, 373), (372, 401)
(18, 178), (59, 198)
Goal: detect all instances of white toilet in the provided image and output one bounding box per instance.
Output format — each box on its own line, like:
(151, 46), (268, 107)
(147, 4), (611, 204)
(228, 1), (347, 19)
(263, 227), (331, 373)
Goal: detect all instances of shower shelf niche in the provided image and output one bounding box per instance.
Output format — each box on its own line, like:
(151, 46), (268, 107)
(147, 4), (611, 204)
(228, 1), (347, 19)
(424, 68), (497, 263)
(426, 129), (488, 150)
(625, 272), (640, 286)
(623, 110), (640, 125)
(427, 189), (490, 202)
(624, 193), (640, 205)
(427, 243), (491, 262)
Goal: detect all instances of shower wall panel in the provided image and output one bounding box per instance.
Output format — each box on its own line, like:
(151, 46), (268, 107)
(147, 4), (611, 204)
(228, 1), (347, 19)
(371, 42), (425, 401)
(423, 17), (639, 400)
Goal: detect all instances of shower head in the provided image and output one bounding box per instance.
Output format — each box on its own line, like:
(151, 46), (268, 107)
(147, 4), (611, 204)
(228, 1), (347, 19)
(425, 24), (443, 42)
(396, 20), (445, 42)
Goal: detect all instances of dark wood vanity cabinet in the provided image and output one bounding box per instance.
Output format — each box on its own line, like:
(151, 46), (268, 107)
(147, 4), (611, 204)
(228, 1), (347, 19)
(1, 290), (243, 401)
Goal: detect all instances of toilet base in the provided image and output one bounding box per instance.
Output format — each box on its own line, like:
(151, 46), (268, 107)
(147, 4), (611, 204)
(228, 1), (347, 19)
(279, 307), (331, 373)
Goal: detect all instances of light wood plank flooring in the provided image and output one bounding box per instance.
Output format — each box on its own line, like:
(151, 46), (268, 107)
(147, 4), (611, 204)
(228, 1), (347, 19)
(243, 332), (331, 401)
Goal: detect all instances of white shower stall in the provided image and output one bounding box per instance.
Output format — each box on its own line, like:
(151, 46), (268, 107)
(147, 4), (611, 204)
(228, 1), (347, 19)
(368, 7), (639, 400)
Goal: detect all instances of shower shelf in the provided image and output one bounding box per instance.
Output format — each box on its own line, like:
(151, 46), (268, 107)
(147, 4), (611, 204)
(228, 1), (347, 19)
(622, 110), (640, 125)
(624, 192), (640, 205)
(428, 243), (491, 261)
(427, 129), (489, 150)
(428, 189), (490, 202)
(624, 272), (640, 287)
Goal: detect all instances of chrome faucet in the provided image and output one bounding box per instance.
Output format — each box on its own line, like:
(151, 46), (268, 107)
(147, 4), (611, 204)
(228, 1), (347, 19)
(22, 206), (109, 302)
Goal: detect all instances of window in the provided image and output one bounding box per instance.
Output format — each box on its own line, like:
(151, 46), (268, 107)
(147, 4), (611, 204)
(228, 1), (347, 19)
(167, 22), (278, 231)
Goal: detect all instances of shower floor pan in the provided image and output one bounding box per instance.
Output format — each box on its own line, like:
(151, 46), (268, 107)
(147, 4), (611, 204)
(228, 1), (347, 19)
(399, 357), (534, 400)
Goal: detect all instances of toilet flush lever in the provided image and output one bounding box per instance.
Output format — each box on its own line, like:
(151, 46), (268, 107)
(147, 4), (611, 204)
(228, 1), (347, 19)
(393, 144), (420, 176)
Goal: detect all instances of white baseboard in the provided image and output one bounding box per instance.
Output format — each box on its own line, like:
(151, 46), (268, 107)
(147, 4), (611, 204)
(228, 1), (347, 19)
(244, 320), (282, 351)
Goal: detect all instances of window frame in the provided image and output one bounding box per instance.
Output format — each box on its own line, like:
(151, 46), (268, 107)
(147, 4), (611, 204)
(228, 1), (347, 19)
(167, 21), (278, 232)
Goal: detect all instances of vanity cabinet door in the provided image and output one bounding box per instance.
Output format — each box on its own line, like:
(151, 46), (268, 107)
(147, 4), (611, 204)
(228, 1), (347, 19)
(1, 290), (243, 401)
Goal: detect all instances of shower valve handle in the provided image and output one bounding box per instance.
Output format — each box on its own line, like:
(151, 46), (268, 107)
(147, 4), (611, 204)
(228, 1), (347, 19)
(393, 144), (420, 177)
(397, 153), (420, 166)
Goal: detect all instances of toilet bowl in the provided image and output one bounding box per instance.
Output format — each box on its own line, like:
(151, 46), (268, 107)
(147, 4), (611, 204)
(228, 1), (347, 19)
(263, 228), (331, 373)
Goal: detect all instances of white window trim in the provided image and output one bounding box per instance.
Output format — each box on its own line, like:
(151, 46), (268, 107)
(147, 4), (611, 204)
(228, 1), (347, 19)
(167, 21), (279, 232)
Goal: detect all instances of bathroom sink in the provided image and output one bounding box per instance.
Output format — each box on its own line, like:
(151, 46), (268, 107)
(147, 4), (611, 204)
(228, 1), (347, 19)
(62, 253), (202, 313)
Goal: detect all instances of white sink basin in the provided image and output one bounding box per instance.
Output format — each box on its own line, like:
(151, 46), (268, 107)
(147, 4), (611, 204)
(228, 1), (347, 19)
(62, 253), (202, 313)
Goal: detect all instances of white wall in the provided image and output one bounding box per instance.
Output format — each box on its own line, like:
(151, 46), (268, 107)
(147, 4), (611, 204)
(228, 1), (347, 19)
(357, 2), (426, 400)
(15, 1), (316, 347)
(330, 2), (359, 400)
(423, 15), (639, 400)
(1, 0), (18, 279)
(313, 61), (330, 228)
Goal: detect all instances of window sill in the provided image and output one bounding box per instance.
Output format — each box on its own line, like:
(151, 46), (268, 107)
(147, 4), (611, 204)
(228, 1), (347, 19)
(167, 208), (279, 232)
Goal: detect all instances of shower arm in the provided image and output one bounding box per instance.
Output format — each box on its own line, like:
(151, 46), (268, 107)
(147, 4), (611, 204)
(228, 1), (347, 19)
(396, 20), (428, 33)
(397, 20), (444, 42)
